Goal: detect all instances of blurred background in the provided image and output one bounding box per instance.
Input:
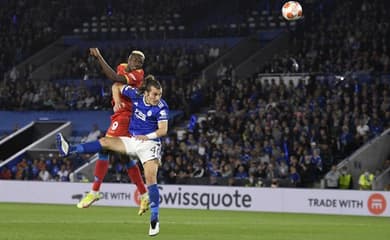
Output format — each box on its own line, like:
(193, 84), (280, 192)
(0, 0), (389, 191)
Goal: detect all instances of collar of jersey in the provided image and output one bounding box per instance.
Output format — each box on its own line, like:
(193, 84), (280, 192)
(143, 96), (151, 106)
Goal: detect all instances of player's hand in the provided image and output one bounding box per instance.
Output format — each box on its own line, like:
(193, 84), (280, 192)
(113, 101), (125, 112)
(89, 48), (101, 57)
(134, 135), (149, 141)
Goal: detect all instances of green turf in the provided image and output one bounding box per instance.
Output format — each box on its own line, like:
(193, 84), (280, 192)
(0, 203), (388, 240)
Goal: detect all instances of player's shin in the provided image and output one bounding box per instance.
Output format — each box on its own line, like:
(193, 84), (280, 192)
(127, 160), (147, 195)
(92, 152), (109, 192)
(148, 184), (159, 223)
(70, 140), (103, 154)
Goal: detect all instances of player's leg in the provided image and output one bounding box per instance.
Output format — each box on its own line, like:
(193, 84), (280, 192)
(78, 116), (131, 208)
(92, 151), (110, 192)
(56, 133), (127, 157)
(76, 139), (131, 209)
(137, 140), (162, 236)
(143, 159), (160, 236)
(124, 156), (149, 215)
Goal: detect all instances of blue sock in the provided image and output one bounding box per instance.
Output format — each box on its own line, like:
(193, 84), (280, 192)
(148, 184), (159, 222)
(69, 140), (102, 154)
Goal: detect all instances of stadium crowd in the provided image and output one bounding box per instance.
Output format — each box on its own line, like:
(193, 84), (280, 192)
(1, 0), (389, 188)
(0, 0), (99, 74)
(262, 0), (390, 74)
(0, 44), (221, 114)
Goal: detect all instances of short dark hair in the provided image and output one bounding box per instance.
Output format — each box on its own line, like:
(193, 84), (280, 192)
(138, 74), (162, 94)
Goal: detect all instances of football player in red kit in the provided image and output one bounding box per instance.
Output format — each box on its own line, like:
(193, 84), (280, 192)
(77, 48), (149, 216)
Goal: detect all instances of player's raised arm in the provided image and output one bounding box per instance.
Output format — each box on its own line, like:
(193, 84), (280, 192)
(89, 48), (128, 83)
(111, 82), (125, 112)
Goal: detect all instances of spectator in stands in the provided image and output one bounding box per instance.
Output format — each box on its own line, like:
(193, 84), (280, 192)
(355, 118), (370, 142)
(57, 164), (69, 182)
(235, 165), (248, 179)
(311, 146), (323, 177)
(289, 166), (301, 187)
(15, 158), (29, 180)
(0, 166), (12, 180)
(160, 154), (177, 184)
(276, 160), (289, 179)
(216, 63), (228, 80)
(324, 164), (340, 189)
(358, 170), (375, 190)
(265, 163), (278, 183)
(81, 123), (102, 143)
(192, 159), (205, 178)
(339, 125), (354, 158)
(9, 67), (20, 83)
(38, 165), (51, 181)
(338, 166), (353, 189)
(299, 155), (316, 187)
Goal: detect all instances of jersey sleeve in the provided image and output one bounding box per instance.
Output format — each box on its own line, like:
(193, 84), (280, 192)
(157, 106), (169, 122)
(121, 85), (138, 101)
(116, 64), (131, 83)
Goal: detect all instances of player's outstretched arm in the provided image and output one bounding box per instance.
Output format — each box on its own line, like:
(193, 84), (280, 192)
(90, 48), (127, 84)
(155, 121), (168, 138)
(111, 82), (125, 112)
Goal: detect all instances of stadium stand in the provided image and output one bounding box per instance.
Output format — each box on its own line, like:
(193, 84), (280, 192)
(0, 0), (389, 190)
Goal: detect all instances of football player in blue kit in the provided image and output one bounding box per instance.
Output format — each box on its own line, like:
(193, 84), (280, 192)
(56, 75), (168, 236)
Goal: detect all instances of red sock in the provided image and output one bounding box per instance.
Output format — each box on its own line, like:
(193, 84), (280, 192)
(128, 165), (147, 194)
(92, 160), (109, 191)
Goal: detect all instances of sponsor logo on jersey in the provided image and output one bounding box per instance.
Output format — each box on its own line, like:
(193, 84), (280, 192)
(135, 108), (146, 121)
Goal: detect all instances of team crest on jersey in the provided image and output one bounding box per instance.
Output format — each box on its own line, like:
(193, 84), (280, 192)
(135, 108), (146, 121)
(147, 110), (152, 116)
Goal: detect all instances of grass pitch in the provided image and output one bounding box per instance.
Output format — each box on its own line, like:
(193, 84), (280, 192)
(0, 203), (388, 240)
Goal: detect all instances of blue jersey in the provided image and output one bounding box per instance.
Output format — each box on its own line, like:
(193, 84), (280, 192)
(121, 85), (169, 140)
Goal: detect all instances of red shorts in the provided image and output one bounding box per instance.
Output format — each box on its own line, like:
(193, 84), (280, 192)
(105, 113), (131, 137)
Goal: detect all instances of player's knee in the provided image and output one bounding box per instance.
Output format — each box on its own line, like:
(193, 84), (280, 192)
(145, 175), (157, 185)
(143, 159), (159, 184)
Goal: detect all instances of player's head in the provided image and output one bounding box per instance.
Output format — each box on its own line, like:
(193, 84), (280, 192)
(139, 74), (162, 106)
(128, 50), (145, 70)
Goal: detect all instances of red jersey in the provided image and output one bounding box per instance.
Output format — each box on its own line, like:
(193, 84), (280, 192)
(106, 64), (144, 137)
(114, 63), (144, 114)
